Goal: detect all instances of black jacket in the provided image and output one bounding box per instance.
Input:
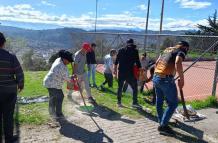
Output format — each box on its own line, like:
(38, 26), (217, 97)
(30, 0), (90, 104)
(115, 44), (141, 77)
(86, 50), (97, 64)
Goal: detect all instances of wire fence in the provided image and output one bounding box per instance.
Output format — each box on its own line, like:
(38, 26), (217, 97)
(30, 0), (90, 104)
(71, 32), (218, 101)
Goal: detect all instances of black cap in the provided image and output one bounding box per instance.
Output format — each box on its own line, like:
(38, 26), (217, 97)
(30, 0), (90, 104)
(91, 43), (96, 47)
(127, 38), (134, 44)
(59, 50), (73, 62)
(178, 41), (189, 47)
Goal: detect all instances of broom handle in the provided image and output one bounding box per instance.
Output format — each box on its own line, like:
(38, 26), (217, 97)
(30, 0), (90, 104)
(179, 88), (190, 120)
(75, 78), (102, 130)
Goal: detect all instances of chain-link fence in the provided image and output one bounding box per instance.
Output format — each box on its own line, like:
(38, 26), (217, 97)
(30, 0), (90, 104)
(71, 32), (218, 101)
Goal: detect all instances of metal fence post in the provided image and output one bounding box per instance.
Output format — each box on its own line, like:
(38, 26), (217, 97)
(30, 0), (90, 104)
(212, 53), (218, 96)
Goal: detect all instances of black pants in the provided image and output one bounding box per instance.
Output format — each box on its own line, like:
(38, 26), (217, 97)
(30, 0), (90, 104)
(102, 73), (113, 87)
(0, 92), (17, 143)
(47, 88), (64, 117)
(122, 81), (128, 92)
(117, 74), (138, 104)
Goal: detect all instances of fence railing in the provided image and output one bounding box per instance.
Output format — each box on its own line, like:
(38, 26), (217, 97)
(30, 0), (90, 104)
(71, 32), (218, 100)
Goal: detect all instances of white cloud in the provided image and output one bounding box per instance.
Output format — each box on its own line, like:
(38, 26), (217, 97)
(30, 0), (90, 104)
(0, 4), (209, 31)
(175, 0), (211, 9)
(136, 4), (147, 11)
(41, 0), (56, 7)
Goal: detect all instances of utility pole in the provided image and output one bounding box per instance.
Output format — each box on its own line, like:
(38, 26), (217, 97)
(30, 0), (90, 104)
(156, 0), (165, 58)
(94, 0), (98, 33)
(144, 0), (150, 50)
(159, 0), (164, 34)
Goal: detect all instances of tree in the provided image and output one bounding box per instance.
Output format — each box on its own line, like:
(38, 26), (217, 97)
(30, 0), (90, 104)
(161, 37), (174, 50)
(197, 10), (218, 36)
(22, 49), (34, 70)
(32, 57), (49, 71)
(185, 10), (218, 36)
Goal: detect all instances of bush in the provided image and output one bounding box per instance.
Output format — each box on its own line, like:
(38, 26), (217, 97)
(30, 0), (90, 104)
(22, 50), (49, 71)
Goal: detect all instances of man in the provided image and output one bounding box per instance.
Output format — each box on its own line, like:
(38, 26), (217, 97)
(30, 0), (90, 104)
(114, 39), (142, 108)
(100, 49), (117, 90)
(73, 42), (96, 104)
(86, 43), (97, 87)
(0, 32), (24, 142)
(153, 41), (189, 134)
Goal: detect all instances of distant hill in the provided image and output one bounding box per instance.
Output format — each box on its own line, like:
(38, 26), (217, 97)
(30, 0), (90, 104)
(0, 25), (189, 49)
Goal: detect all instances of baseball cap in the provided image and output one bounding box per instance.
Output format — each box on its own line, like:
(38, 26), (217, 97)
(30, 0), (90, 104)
(82, 42), (91, 52)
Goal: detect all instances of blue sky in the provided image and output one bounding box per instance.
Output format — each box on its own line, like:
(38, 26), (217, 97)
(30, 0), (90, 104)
(0, 0), (217, 31)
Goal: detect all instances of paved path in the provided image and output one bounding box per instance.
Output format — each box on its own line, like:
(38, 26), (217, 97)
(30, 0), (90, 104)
(20, 99), (213, 143)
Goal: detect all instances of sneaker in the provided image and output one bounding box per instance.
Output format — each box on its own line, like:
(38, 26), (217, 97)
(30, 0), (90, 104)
(117, 103), (124, 108)
(132, 103), (142, 109)
(93, 84), (98, 88)
(88, 97), (97, 104)
(158, 125), (175, 135)
(99, 85), (105, 91)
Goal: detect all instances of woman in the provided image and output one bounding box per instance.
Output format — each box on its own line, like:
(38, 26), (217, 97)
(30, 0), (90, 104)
(43, 50), (73, 119)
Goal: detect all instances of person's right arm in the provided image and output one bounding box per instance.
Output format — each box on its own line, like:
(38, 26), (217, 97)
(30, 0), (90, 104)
(114, 50), (120, 77)
(175, 56), (184, 89)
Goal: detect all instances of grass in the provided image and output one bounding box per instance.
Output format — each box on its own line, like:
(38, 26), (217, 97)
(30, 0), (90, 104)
(187, 96), (218, 110)
(93, 72), (157, 118)
(18, 103), (49, 125)
(18, 70), (218, 124)
(20, 71), (48, 97)
(16, 71), (49, 125)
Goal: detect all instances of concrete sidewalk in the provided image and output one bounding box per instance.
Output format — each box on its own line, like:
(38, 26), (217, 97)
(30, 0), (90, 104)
(20, 99), (218, 143)
(183, 108), (218, 143)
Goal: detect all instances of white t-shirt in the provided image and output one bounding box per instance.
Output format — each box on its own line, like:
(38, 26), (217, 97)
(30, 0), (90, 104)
(104, 54), (113, 74)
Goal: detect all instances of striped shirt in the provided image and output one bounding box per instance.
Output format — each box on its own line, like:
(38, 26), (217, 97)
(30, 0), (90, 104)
(0, 48), (24, 93)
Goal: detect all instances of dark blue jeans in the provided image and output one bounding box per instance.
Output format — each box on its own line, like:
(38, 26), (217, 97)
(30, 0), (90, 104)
(152, 74), (178, 126)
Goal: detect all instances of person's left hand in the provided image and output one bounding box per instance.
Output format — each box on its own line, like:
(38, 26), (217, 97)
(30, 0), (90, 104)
(18, 85), (24, 92)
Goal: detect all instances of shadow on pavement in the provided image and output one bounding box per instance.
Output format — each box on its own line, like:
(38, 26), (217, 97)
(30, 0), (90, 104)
(161, 129), (208, 143)
(135, 108), (208, 143)
(58, 118), (113, 143)
(91, 105), (136, 124)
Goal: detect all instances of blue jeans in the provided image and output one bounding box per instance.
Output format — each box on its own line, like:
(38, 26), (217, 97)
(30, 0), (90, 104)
(152, 74), (178, 126)
(87, 64), (96, 85)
